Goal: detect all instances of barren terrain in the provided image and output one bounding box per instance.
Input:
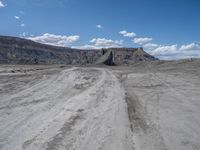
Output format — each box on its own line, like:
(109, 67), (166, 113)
(0, 60), (200, 150)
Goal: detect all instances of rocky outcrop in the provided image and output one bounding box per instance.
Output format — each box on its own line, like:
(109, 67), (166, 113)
(95, 49), (115, 65)
(96, 48), (157, 65)
(0, 36), (158, 65)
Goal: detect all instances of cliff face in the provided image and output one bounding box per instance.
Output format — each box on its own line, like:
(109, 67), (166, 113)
(0, 36), (157, 65)
(0, 36), (101, 64)
(107, 48), (157, 65)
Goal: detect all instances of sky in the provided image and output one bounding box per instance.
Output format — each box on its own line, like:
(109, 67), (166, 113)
(0, 0), (200, 59)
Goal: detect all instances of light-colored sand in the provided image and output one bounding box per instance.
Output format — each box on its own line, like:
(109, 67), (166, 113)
(0, 60), (200, 150)
(0, 66), (132, 150)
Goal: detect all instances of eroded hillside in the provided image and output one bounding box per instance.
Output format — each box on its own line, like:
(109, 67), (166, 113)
(0, 36), (157, 65)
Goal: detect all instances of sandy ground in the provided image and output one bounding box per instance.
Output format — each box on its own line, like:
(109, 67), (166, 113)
(0, 60), (200, 150)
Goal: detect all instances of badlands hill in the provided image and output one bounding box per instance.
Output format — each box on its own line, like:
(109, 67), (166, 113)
(0, 36), (157, 65)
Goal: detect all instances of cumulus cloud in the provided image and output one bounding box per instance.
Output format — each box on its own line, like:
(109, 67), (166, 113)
(119, 30), (136, 38)
(143, 43), (179, 59)
(73, 38), (123, 49)
(118, 30), (200, 59)
(73, 45), (99, 50)
(133, 37), (153, 45)
(149, 45), (178, 56)
(0, 1), (5, 8)
(144, 42), (200, 60)
(15, 16), (20, 20)
(90, 38), (123, 48)
(143, 43), (159, 50)
(179, 42), (200, 51)
(27, 33), (80, 47)
(96, 24), (103, 29)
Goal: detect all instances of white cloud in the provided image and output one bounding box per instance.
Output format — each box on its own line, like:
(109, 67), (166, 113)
(179, 42), (200, 51)
(20, 23), (25, 27)
(27, 33), (80, 47)
(144, 42), (200, 60)
(73, 38), (123, 49)
(124, 31), (200, 59)
(0, 1), (5, 8)
(19, 32), (28, 37)
(90, 38), (123, 48)
(96, 24), (103, 29)
(119, 30), (136, 37)
(15, 16), (20, 20)
(149, 45), (178, 56)
(156, 50), (200, 60)
(143, 43), (159, 50)
(133, 37), (153, 45)
(72, 45), (99, 49)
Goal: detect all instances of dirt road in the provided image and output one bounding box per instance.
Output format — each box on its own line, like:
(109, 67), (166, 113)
(0, 67), (133, 150)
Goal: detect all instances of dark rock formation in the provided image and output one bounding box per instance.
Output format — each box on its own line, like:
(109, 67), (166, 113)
(96, 48), (157, 65)
(104, 51), (115, 66)
(0, 36), (158, 65)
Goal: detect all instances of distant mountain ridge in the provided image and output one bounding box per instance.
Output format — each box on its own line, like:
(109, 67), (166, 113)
(0, 36), (157, 65)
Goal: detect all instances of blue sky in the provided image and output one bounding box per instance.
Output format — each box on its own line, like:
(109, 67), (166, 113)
(0, 0), (200, 59)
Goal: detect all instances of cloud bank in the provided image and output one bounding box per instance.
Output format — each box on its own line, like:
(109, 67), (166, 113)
(90, 38), (123, 48)
(27, 33), (80, 47)
(180, 42), (200, 51)
(141, 42), (200, 60)
(119, 30), (200, 60)
(74, 38), (123, 49)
